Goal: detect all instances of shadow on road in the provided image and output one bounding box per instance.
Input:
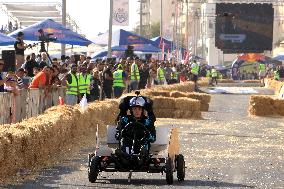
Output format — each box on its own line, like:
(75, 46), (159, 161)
(103, 178), (254, 188)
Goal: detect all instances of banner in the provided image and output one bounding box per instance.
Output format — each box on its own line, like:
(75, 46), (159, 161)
(113, 0), (129, 26)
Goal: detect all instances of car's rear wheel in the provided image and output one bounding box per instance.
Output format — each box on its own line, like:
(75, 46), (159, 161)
(166, 157), (173, 185)
(88, 156), (100, 183)
(176, 154), (185, 181)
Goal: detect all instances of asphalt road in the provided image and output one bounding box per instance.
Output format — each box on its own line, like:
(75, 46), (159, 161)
(1, 89), (284, 189)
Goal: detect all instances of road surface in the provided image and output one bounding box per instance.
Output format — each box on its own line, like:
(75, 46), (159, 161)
(1, 88), (283, 188)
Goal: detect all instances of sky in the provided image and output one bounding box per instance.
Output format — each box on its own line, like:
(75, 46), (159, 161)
(0, 0), (140, 39)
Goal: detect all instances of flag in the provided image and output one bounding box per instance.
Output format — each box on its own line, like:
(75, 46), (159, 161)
(113, 0), (129, 26)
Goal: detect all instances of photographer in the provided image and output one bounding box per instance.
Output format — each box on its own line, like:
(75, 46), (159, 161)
(14, 32), (26, 69)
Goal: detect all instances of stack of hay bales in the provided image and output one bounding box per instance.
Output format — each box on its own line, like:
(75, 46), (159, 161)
(248, 95), (284, 116)
(154, 82), (195, 93)
(218, 79), (235, 83)
(170, 91), (211, 111)
(243, 80), (260, 83)
(265, 78), (283, 95)
(152, 96), (201, 119)
(0, 100), (119, 179)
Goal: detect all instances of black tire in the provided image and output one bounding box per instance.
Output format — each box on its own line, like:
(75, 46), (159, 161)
(176, 154), (185, 181)
(88, 156), (100, 183)
(166, 157), (174, 185)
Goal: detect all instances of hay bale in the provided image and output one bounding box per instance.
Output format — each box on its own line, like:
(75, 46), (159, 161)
(218, 79), (235, 83)
(249, 95), (274, 116)
(169, 91), (188, 98)
(243, 80), (260, 83)
(152, 97), (176, 109)
(201, 103), (210, 111)
(154, 108), (175, 118)
(174, 97), (200, 111)
(186, 92), (211, 104)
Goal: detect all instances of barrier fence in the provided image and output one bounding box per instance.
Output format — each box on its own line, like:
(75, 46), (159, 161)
(0, 87), (66, 125)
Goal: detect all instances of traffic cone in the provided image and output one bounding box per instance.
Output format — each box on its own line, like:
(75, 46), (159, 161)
(59, 96), (65, 105)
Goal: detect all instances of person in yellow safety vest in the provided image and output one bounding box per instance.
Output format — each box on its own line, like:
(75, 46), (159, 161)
(113, 64), (126, 98)
(206, 69), (211, 78)
(274, 68), (280, 81)
(65, 64), (79, 105)
(78, 64), (91, 102)
(258, 63), (266, 86)
(190, 60), (200, 91)
(157, 62), (166, 85)
(210, 66), (218, 86)
(171, 64), (179, 84)
(130, 57), (140, 91)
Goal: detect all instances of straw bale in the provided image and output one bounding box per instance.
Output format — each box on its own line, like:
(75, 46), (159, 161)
(272, 99), (284, 116)
(154, 108), (175, 118)
(201, 103), (210, 111)
(218, 79), (235, 83)
(169, 91), (188, 98)
(149, 90), (170, 97)
(152, 97), (176, 109)
(174, 97), (201, 111)
(249, 95), (274, 116)
(243, 80), (260, 83)
(186, 92), (211, 104)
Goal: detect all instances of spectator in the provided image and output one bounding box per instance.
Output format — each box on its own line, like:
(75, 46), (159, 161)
(24, 53), (39, 77)
(113, 64), (126, 98)
(0, 59), (7, 92)
(164, 62), (173, 84)
(39, 52), (50, 69)
(65, 64), (79, 105)
(90, 68), (101, 102)
(138, 62), (150, 89)
(16, 68), (30, 89)
(29, 66), (50, 89)
(78, 64), (91, 101)
(102, 62), (113, 99)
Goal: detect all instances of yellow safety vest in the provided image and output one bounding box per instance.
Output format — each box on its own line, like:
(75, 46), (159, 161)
(113, 70), (125, 87)
(171, 72), (178, 80)
(130, 63), (140, 80)
(191, 63), (199, 75)
(259, 64), (265, 71)
(211, 69), (218, 77)
(66, 73), (79, 95)
(78, 73), (91, 94)
(274, 71), (280, 80)
(157, 68), (165, 81)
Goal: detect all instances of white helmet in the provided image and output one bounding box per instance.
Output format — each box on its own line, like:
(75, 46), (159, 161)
(129, 97), (145, 107)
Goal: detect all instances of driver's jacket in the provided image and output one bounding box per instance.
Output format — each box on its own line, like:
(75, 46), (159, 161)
(115, 115), (156, 142)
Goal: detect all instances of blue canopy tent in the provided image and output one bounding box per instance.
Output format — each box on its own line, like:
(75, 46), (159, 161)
(9, 19), (92, 46)
(112, 44), (160, 52)
(273, 54), (284, 61)
(92, 29), (158, 47)
(0, 33), (15, 46)
(92, 51), (108, 59)
(151, 36), (173, 51)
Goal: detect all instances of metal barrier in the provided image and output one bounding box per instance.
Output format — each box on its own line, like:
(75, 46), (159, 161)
(0, 87), (66, 125)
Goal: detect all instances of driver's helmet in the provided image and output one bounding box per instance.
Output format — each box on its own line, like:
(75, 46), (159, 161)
(129, 96), (145, 107)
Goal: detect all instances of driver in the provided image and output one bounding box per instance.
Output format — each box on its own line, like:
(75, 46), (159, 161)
(115, 96), (156, 154)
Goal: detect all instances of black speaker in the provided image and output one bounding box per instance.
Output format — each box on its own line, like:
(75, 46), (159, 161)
(2, 50), (15, 72)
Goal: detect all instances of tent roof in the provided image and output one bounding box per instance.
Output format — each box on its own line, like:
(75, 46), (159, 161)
(1, 2), (81, 33)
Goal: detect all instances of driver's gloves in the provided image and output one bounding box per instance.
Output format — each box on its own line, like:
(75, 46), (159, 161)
(144, 118), (152, 126)
(148, 133), (156, 143)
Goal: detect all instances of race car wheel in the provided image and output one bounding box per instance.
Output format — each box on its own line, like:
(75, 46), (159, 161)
(176, 154), (185, 181)
(166, 157), (173, 185)
(88, 156), (100, 183)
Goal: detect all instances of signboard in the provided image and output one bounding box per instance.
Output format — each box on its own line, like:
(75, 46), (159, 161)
(215, 3), (274, 53)
(113, 0), (129, 26)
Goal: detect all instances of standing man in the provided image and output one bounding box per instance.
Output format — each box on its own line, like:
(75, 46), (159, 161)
(65, 64), (79, 105)
(0, 59), (7, 92)
(259, 63), (266, 86)
(157, 62), (166, 85)
(164, 62), (173, 84)
(78, 64), (91, 102)
(210, 66), (218, 86)
(14, 32), (25, 69)
(138, 61), (150, 89)
(102, 62), (113, 99)
(113, 64), (126, 98)
(130, 57), (140, 91)
(24, 53), (38, 77)
(190, 60), (200, 91)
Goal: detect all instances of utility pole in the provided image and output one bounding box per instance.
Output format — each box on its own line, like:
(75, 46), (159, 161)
(160, 0), (163, 37)
(139, 0), (143, 36)
(61, 0), (66, 56)
(108, 0), (113, 58)
(186, 0), (189, 51)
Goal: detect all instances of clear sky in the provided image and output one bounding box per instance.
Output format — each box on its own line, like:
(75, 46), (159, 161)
(0, 0), (139, 38)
